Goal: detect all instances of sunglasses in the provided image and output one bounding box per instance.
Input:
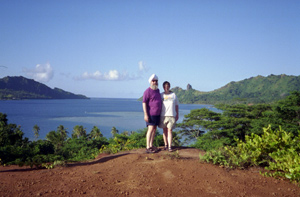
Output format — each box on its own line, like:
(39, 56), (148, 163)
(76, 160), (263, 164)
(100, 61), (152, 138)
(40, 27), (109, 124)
(152, 80), (158, 82)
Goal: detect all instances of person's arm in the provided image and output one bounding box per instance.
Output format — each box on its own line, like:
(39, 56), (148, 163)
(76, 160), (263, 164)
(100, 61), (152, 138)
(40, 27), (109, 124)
(143, 102), (149, 122)
(175, 105), (179, 122)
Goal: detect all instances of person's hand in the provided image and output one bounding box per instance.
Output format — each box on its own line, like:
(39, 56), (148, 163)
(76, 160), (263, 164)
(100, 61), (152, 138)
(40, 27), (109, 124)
(175, 115), (179, 122)
(144, 114), (149, 122)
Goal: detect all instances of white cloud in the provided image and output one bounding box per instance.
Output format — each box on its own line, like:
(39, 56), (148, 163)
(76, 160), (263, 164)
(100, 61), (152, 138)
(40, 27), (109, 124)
(75, 61), (148, 81)
(23, 63), (54, 83)
(107, 70), (119, 80)
(76, 69), (127, 81)
(138, 61), (148, 72)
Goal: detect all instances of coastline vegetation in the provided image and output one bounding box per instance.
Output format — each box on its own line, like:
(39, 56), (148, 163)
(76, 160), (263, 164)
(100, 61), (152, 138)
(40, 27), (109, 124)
(177, 91), (300, 184)
(0, 114), (166, 168)
(1, 91), (299, 184)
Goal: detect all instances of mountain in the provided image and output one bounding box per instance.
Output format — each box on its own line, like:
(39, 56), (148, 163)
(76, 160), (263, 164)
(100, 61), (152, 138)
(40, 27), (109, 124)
(0, 76), (89, 100)
(172, 74), (300, 104)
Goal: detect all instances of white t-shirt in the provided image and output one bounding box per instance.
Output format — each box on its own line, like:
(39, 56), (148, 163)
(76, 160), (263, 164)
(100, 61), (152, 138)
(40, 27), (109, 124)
(160, 92), (179, 117)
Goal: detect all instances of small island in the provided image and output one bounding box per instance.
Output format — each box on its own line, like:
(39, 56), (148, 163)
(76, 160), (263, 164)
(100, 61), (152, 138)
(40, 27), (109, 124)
(0, 76), (89, 100)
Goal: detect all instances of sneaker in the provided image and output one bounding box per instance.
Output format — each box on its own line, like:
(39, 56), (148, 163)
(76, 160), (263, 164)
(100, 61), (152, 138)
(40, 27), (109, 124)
(146, 148), (156, 154)
(150, 147), (159, 152)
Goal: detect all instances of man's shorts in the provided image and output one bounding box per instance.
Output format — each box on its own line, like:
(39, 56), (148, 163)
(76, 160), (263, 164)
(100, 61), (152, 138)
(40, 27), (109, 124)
(146, 115), (160, 127)
(159, 116), (176, 129)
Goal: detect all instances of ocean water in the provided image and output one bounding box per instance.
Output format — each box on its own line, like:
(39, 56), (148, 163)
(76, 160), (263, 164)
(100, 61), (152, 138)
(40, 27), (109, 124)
(0, 98), (217, 140)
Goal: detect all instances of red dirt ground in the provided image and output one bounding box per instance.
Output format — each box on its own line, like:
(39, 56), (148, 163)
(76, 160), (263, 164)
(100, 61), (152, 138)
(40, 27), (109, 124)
(0, 147), (299, 197)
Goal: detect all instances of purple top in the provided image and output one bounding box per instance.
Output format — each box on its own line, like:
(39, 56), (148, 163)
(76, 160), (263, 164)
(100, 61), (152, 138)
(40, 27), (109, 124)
(143, 87), (162, 116)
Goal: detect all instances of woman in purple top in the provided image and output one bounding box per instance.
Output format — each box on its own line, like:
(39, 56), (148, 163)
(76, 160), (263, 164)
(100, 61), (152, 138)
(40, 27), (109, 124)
(142, 74), (162, 153)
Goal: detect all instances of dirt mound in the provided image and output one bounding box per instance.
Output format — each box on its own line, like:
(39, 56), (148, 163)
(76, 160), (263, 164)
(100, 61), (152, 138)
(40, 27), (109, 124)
(0, 147), (299, 196)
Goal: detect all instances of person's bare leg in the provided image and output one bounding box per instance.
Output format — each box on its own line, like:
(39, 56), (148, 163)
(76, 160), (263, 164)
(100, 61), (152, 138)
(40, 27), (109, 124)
(163, 128), (168, 147)
(168, 128), (173, 149)
(146, 126), (154, 149)
(149, 126), (156, 148)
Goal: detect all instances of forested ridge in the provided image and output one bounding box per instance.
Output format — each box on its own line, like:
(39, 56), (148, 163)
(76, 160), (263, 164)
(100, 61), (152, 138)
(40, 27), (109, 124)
(173, 74), (300, 104)
(0, 76), (88, 100)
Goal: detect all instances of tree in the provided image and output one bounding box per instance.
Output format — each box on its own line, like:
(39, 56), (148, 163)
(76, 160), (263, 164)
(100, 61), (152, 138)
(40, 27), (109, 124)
(178, 104), (273, 150)
(89, 126), (103, 139)
(181, 92), (300, 151)
(57, 125), (68, 141)
(111, 127), (119, 137)
(33, 124), (40, 140)
(273, 91), (300, 135)
(0, 113), (29, 165)
(177, 108), (221, 144)
(0, 113), (27, 147)
(45, 125), (68, 153)
(72, 125), (87, 139)
(122, 131), (129, 136)
(46, 130), (63, 153)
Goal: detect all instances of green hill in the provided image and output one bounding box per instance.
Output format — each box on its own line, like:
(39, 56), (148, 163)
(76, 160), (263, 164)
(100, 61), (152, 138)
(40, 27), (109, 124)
(0, 76), (88, 100)
(172, 74), (300, 104)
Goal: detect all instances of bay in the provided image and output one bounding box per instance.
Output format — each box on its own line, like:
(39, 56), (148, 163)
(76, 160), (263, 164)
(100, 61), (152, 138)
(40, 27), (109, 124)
(0, 98), (218, 140)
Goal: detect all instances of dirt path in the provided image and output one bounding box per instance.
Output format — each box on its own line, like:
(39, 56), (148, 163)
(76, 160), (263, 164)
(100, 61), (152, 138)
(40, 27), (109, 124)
(0, 147), (299, 196)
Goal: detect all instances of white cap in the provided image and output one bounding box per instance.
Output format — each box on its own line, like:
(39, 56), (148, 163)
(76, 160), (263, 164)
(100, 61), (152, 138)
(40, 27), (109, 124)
(148, 74), (158, 83)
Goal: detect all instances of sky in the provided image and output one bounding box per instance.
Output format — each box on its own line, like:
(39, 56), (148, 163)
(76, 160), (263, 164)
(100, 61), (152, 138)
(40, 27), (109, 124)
(1, 0), (300, 98)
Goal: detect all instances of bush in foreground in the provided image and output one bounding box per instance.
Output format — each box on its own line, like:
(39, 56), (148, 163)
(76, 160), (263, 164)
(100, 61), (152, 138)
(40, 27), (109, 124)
(200, 125), (300, 184)
(100, 129), (165, 154)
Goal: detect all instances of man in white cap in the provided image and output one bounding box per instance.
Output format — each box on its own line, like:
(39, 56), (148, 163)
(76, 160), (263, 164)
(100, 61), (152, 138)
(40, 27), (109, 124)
(142, 74), (162, 153)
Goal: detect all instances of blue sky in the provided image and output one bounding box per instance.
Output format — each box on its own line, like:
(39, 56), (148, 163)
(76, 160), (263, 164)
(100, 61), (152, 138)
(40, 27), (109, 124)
(1, 0), (299, 98)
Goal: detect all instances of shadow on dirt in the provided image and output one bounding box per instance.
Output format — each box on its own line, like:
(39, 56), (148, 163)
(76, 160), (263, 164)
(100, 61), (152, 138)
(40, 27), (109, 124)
(0, 167), (39, 173)
(0, 147), (202, 172)
(0, 153), (131, 173)
(67, 153), (131, 168)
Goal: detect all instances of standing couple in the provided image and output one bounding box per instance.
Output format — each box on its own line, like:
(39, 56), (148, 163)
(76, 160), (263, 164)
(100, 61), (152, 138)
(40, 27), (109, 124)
(142, 74), (179, 153)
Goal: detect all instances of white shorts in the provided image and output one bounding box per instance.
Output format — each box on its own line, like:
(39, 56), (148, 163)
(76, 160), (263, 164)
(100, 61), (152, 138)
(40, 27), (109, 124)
(159, 116), (176, 129)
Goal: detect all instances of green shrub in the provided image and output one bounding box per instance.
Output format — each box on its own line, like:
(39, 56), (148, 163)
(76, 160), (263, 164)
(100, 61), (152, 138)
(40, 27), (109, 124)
(191, 131), (232, 151)
(99, 129), (165, 154)
(263, 148), (300, 183)
(61, 137), (107, 161)
(200, 125), (300, 183)
(100, 134), (137, 154)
